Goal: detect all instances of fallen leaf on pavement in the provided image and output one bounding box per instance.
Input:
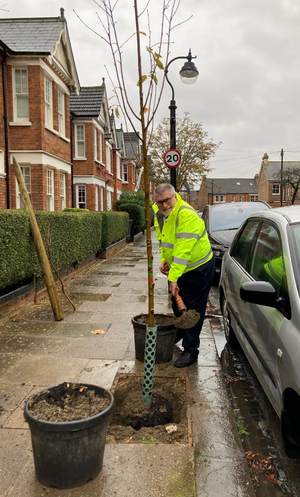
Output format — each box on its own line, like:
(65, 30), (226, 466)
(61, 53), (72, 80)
(92, 329), (106, 335)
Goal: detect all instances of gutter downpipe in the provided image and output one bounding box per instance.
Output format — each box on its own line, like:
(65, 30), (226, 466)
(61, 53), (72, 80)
(2, 47), (10, 208)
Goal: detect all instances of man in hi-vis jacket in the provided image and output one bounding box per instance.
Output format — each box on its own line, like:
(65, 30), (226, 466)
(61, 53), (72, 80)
(153, 183), (215, 367)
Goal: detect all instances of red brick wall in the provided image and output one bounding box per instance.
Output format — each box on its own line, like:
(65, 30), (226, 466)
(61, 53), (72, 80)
(0, 51), (7, 208)
(0, 178), (6, 209)
(3, 61), (73, 210)
(0, 52), (5, 150)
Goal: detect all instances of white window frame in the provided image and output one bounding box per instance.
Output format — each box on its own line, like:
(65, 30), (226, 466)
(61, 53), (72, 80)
(123, 164), (128, 182)
(250, 194), (258, 202)
(60, 172), (66, 210)
(94, 128), (98, 160)
(47, 168), (54, 211)
(44, 76), (53, 128)
(107, 190), (112, 210)
(0, 150), (4, 176)
(239, 196), (242, 202)
(214, 195), (225, 203)
(95, 185), (98, 211)
(231, 196), (235, 202)
(99, 132), (103, 163)
(76, 184), (86, 209)
(58, 90), (65, 136)
(16, 165), (31, 209)
(75, 124), (85, 158)
(13, 68), (29, 122)
(272, 183), (280, 195)
(100, 186), (104, 211)
(117, 155), (121, 179)
(106, 143), (111, 173)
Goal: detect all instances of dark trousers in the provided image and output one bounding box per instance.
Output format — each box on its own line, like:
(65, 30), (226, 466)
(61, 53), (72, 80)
(171, 256), (215, 356)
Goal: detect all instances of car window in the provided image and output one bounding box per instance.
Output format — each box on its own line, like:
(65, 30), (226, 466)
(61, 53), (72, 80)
(211, 203), (269, 232)
(202, 208), (209, 231)
(249, 223), (286, 298)
(231, 220), (260, 268)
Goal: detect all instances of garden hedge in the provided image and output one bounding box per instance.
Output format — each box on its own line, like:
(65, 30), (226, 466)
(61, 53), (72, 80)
(0, 210), (129, 291)
(117, 203), (146, 235)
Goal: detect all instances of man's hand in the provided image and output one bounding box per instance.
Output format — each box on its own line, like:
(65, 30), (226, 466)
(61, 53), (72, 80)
(160, 261), (169, 276)
(168, 281), (179, 296)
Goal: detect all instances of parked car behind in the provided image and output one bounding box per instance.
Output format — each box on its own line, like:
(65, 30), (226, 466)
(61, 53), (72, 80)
(202, 201), (270, 277)
(219, 205), (300, 458)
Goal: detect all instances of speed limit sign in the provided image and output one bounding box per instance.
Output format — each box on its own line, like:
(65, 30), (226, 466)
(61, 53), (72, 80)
(163, 149), (181, 168)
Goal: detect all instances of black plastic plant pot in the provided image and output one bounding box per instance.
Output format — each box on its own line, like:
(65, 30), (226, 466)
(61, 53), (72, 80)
(24, 384), (114, 489)
(132, 313), (177, 363)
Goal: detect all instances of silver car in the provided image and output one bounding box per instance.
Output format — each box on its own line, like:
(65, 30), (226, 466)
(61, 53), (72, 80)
(219, 205), (300, 458)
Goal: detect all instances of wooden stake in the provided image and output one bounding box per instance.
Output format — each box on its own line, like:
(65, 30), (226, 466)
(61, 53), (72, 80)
(13, 157), (64, 321)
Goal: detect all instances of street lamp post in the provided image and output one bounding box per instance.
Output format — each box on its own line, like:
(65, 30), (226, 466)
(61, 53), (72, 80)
(165, 49), (199, 190)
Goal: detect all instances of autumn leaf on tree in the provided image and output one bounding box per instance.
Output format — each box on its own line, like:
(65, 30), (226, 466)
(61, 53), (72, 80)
(148, 112), (220, 190)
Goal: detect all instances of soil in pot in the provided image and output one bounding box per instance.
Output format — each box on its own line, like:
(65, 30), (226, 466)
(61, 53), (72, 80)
(28, 382), (112, 421)
(107, 375), (190, 445)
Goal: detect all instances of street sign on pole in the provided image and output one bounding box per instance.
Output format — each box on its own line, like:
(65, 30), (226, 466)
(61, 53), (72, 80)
(163, 149), (181, 168)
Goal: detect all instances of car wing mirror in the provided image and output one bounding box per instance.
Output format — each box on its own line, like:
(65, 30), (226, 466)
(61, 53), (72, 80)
(240, 281), (277, 308)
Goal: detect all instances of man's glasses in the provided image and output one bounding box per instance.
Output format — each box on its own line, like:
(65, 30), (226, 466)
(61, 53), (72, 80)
(155, 194), (174, 207)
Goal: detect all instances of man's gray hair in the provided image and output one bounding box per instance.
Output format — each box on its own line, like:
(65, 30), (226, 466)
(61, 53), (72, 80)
(154, 183), (175, 197)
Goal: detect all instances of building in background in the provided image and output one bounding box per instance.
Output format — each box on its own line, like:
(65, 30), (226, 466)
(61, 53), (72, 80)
(197, 177), (259, 211)
(0, 9), (80, 210)
(258, 154), (300, 207)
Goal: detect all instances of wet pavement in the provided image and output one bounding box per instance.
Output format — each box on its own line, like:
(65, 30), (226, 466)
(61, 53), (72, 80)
(209, 284), (300, 496)
(0, 233), (255, 497)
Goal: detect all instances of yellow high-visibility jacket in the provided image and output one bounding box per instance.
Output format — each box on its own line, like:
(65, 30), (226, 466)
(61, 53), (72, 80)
(153, 193), (212, 282)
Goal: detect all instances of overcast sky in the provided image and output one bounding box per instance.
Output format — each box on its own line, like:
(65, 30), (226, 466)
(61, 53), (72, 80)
(2, 0), (300, 178)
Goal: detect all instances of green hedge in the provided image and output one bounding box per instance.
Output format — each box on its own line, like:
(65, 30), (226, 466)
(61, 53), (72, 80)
(0, 210), (128, 291)
(101, 211), (129, 249)
(0, 210), (34, 288)
(117, 203), (146, 235)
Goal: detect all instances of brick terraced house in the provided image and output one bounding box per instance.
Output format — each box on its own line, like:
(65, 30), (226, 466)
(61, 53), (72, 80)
(197, 176), (259, 211)
(0, 9), (80, 210)
(0, 9), (139, 212)
(70, 83), (118, 211)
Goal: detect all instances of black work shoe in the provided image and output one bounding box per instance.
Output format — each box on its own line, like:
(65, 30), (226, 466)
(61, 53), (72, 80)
(174, 351), (197, 368)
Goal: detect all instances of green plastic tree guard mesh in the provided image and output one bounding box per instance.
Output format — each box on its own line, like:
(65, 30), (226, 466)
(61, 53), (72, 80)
(142, 325), (157, 405)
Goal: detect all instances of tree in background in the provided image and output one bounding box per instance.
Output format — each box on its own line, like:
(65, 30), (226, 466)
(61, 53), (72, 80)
(274, 166), (300, 205)
(148, 113), (219, 191)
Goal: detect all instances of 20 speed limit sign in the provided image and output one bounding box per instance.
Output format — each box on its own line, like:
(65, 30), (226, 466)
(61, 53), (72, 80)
(163, 149), (181, 168)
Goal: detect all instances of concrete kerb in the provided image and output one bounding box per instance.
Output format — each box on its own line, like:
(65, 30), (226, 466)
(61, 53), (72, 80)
(0, 233), (256, 497)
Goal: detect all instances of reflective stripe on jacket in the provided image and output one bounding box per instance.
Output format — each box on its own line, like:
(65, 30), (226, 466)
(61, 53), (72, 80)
(153, 193), (212, 282)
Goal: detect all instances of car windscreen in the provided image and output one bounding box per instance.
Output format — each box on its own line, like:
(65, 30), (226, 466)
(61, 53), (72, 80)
(211, 204), (269, 232)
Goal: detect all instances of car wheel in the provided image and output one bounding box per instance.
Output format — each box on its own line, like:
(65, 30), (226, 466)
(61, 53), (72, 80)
(221, 295), (239, 348)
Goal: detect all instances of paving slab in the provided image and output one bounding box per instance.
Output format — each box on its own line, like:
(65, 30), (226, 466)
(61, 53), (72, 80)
(57, 337), (129, 360)
(0, 429), (32, 496)
(7, 444), (195, 497)
(0, 356), (88, 386)
(0, 383), (33, 424)
(0, 233), (256, 497)
(76, 359), (121, 389)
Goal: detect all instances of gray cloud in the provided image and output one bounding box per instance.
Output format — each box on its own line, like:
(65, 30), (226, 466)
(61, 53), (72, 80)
(4, 0), (300, 177)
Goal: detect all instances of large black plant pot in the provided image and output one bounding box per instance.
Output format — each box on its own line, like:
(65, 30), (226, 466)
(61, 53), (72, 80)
(24, 383), (114, 489)
(132, 313), (177, 364)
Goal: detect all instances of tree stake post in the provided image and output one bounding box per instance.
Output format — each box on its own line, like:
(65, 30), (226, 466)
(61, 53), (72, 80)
(13, 157), (64, 321)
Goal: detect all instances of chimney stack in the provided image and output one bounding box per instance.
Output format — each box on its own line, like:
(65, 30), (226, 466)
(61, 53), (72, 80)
(262, 153), (269, 166)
